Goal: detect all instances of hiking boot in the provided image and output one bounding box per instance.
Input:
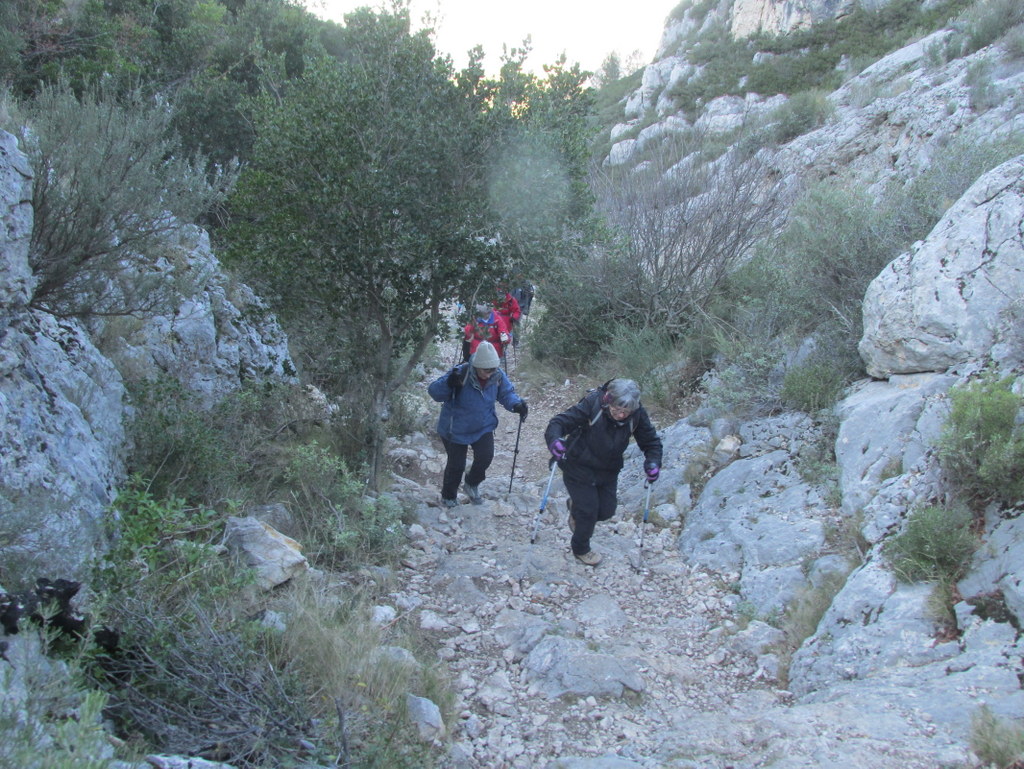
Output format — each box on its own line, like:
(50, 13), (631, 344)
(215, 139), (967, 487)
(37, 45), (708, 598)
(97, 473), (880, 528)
(574, 550), (602, 567)
(463, 483), (483, 505)
(441, 497), (458, 508)
(566, 499), (575, 532)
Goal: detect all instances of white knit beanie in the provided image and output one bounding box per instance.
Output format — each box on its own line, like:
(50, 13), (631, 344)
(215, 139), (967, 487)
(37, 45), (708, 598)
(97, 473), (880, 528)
(472, 341), (500, 369)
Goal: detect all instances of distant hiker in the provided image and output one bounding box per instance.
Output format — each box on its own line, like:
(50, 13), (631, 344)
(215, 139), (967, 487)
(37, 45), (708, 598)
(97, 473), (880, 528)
(544, 378), (662, 566)
(462, 304), (510, 362)
(494, 285), (522, 347)
(510, 280), (534, 317)
(429, 341), (528, 507)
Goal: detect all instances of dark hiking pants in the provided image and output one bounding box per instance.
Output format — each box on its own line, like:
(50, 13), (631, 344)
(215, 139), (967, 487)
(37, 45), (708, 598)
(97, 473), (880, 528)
(441, 432), (495, 501)
(563, 475), (618, 555)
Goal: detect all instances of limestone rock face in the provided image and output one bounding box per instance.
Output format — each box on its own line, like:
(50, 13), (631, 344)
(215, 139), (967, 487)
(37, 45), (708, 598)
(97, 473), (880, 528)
(0, 131), (127, 578)
(0, 131), (33, 309)
(859, 156), (1024, 377)
(85, 223), (297, 408)
(730, 0), (854, 38)
(0, 128), (297, 578)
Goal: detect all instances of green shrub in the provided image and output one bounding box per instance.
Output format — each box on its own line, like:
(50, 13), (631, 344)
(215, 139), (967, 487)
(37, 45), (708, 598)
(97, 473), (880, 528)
(127, 378), (248, 506)
(971, 705), (1024, 768)
(781, 360), (848, 413)
(885, 504), (977, 583)
(282, 442), (404, 568)
(2, 77), (235, 317)
(957, 0), (1024, 55)
(0, 652), (113, 769)
(1005, 25), (1024, 60)
(703, 318), (788, 416)
(95, 478), (238, 601)
(884, 133), (1024, 246)
(965, 58), (999, 111)
(938, 373), (1024, 506)
(773, 180), (898, 345)
(602, 323), (677, 402)
(770, 90), (835, 143)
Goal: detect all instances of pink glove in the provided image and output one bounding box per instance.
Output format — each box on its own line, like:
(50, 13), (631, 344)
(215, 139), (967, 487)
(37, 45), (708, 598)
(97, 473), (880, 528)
(549, 440), (566, 460)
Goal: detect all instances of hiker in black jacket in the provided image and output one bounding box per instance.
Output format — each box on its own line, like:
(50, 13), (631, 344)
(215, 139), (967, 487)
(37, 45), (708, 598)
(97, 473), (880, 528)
(544, 378), (662, 566)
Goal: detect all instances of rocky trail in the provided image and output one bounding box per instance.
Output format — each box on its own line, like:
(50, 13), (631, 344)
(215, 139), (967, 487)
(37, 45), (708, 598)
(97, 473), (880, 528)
(379, 334), (979, 769)
(388, 355), (764, 768)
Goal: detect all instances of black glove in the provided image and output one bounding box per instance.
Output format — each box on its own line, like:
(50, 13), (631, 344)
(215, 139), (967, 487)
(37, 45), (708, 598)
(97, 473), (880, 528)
(512, 401), (528, 422)
(447, 367), (463, 390)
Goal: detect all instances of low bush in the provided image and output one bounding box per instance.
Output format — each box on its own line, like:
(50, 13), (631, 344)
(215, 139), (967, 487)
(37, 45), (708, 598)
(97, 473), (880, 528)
(885, 503), (977, 583)
(970, 704), (1024, 768)
(965, 58), (999, 111)
(2, 78), (235, 318)
(265, 580), (451, 768)
(0, 667), (112, 769)
(938, 372), (1024, 507)
(281, 442), (405, 569)
(781, 360), (848, 414)
(957, 0), (1024, 55)
(85, 482), (316, 766)
(601, 323), (678, 405)
(884, 133), (1024, 246)
(770, 90), (834, 144)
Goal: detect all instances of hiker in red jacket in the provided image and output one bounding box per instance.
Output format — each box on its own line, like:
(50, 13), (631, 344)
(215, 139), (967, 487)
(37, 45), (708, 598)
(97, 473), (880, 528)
(462, 304), (510, 362)
(494, 285), (522, 348)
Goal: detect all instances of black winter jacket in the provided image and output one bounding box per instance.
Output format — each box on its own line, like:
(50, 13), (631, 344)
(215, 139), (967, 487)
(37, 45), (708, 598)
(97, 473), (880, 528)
(544, 389), (662, 485)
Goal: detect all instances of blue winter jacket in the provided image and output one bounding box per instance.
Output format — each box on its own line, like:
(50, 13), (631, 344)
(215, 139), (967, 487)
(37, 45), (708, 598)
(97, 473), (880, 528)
(428, 363), (523, 444)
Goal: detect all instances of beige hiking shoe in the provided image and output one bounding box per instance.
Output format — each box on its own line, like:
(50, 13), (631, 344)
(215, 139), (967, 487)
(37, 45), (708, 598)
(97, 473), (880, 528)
(574, 550), (602, 566)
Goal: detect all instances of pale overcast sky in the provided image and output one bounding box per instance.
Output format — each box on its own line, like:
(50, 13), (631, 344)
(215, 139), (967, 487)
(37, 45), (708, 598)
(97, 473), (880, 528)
(302, 0), (676, 76)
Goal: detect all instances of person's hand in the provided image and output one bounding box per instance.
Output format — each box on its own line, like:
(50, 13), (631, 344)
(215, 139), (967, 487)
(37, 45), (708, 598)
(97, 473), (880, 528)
(446, 368), (462, 389)
(513, 401), (528, 422)
(549, 439), (566, 460)
(500, 332), (510, 344)
(644, 461), (660, 483)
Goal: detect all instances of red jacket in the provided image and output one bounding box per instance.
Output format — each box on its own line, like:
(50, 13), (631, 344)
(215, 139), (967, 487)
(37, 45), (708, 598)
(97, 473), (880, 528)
(464, 311), (510, 357)
(495, 292), (521, 329)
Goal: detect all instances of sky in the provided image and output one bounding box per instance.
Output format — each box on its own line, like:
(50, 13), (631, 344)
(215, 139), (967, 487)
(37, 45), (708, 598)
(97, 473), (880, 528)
(301, 0), (677, 76)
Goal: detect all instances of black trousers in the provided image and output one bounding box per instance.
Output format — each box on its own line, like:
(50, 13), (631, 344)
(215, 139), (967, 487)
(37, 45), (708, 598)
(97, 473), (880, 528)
(563, 474), (618, 555)
(441, 432), (495, 501)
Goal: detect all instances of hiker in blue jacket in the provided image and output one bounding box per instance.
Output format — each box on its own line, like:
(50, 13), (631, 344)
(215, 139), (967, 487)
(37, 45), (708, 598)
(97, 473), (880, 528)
(428, 341), (527, 507)
(545, 378), (662, 566)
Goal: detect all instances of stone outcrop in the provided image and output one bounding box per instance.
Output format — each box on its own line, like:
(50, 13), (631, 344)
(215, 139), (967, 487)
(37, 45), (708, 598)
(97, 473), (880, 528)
(0, 133), (126, 578)
(859, 155), (1024, 377)
(84, 224), (296, 409)
(0, 128), (298, 579)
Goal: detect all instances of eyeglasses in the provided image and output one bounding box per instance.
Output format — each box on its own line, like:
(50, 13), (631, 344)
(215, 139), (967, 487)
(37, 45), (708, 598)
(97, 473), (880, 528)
(476, 367), (498, 375)
(608, 405), (634, 419)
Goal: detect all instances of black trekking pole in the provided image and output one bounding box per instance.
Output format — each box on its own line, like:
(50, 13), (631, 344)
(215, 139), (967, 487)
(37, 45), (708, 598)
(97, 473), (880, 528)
(508, 417), (523, 494)
(635, 481), (653, 572)
(530, 461), (558, 543)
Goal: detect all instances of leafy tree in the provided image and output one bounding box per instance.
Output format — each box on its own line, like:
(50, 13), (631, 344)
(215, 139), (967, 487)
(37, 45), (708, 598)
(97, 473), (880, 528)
(225, 7), (595, 485)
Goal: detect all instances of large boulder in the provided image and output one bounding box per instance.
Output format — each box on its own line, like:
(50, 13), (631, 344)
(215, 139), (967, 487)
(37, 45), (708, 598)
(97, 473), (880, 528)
(859, 156), (1024, 377)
